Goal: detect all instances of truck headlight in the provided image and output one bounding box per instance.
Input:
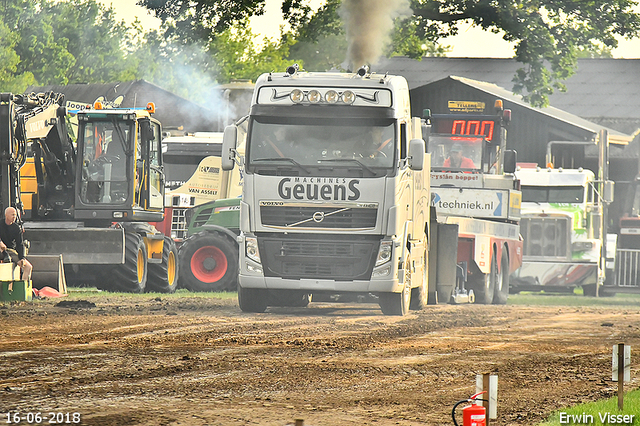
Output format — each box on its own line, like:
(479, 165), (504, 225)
(572, 241), (594, 252)
(246, 237), (261, 264)
(375, 241), (393, 266)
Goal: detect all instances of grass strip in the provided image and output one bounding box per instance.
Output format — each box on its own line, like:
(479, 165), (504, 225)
(539, 389), (640, 425)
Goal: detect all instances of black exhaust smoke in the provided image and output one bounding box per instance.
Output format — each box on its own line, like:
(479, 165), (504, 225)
(339, 0), (411, 72)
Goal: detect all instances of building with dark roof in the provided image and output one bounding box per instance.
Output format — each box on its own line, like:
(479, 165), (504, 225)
(379, 56), (640, 230)
(25, 80), (240, 134)
(379, 57), (640, 130)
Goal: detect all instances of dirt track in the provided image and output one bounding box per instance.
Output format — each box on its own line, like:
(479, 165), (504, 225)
(1, 294), (640, 426)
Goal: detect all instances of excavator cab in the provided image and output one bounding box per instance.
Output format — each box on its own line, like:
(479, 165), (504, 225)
(74, 104), (165, 225)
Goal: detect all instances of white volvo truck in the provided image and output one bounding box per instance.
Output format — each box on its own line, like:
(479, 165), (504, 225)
(510, 166), (608, 294)
(221, 65), (431, 315)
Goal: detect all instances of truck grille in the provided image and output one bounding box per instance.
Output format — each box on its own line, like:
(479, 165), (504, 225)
(258, 234), (379, 280)
(171, 208), (188, 240)
(520, 216), (570, 259)
(615, 249), (640, 287)
(260, 206), (377, 229)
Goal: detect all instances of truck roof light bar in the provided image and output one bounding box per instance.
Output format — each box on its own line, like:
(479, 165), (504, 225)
(288, 89), (356, 105)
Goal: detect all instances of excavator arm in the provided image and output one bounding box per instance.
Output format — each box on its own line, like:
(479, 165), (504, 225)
(0, 92), (76, 220)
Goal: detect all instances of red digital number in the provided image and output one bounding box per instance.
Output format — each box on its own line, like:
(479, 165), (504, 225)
(450, 120), (495, 141)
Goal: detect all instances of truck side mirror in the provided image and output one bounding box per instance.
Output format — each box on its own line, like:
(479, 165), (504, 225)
(221, 125), (238, 171)
(408, 138), (425, 171)
(504, 150), (517, 174)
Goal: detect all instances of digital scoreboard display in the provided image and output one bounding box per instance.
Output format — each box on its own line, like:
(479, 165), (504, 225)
(431, 116), (500, 142)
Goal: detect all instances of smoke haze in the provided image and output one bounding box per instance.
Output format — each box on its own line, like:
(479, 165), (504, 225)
(339, 0), (411, 71)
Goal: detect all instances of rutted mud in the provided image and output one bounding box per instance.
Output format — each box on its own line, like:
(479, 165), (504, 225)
(1, 295), (639, 425)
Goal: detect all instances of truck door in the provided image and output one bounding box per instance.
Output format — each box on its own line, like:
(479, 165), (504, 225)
(137, 119), (164, 211)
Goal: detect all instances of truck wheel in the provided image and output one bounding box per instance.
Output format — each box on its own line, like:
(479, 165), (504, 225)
(147, 237), (179, 293)
(237, 282), (268, 313)
(470, 256), (496, 305)
(379, 257), (411, 315)
(410, 251), (428, 310)
(105, 232), (147, 293)
(178, 231), (238, 292)
(493, 250), (509, 304)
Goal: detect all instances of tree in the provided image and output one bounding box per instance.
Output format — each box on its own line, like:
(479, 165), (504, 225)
(138, 0), (640, 107)
(123, 20), (300, 105)
(289, 0), (449, 71)
(0, 0), (145, 90)
(0, 20), (36, 92)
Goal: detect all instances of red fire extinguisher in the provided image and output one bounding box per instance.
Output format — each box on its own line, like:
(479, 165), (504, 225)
(451, 391), (487, 426)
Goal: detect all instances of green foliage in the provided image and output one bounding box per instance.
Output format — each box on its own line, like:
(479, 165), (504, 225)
(121, 20), (301, 104)
(1, 0), (637, 109)
(288, 0), (448, 71)
(207, 20), (303, 83)
(0, 20), (36, 92)
(0, 0), (142, 91)
(140, 0), (640, 107)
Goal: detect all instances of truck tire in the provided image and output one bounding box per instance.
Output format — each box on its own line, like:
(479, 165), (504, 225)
(102, 232), (147, 293)
(470, 255), (496, 305)
(146, 236), (179, 293)
(410, 251), (428, 310)
(237, 282), (268, 313)
(178, 231), (238, 292)
(493, 250), (509, 304)
(379, 256), (411, 315)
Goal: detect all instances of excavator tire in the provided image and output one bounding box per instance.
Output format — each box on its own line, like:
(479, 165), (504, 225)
(100, 232), (148, 293)
(178, 231), (238, 292)
(146, 236), (179, 293)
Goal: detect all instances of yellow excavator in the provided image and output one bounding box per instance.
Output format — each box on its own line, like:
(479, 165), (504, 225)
(0, 92), (178, 295)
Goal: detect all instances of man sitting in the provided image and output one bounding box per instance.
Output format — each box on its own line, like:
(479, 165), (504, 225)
(0, 207), (32, 281)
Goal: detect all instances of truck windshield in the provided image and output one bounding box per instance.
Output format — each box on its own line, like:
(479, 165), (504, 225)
(246, 117), (395, 176)
(521, 186), (585, 203)
(428, 135), (483, 170)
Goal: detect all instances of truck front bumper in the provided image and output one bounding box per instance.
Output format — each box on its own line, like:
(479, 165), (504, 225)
(239, 273), (403, 293)
(511, 261), (597, 288)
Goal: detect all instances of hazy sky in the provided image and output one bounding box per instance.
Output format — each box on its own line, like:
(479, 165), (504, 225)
(96, 0), (640, 59)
